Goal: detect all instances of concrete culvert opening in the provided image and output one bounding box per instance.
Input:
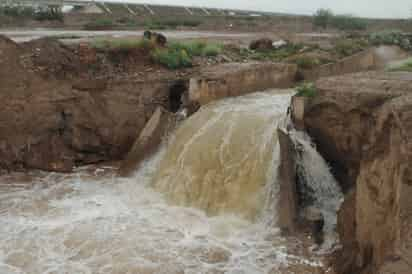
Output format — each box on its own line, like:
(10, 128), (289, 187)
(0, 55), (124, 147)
(169, 80), (187, 113)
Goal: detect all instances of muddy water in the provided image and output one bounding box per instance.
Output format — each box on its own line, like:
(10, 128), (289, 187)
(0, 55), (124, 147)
(0, 92), (324, 274)
(153, 92), (290, 221)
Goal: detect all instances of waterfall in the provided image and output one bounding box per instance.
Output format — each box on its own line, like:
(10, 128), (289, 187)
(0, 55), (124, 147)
(152, 91), (292, 221)
(0, 90), (342, 274)
(288, 129), (344, 251)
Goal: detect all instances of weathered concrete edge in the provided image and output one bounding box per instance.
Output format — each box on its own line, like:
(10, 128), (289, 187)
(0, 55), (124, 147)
(187, 62), (298, 106)
(277, 127), (299, 233)
(118, 107), (176, 177)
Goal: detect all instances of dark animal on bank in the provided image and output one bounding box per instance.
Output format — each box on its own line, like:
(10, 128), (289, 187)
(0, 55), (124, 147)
(143, 31), (167, 47)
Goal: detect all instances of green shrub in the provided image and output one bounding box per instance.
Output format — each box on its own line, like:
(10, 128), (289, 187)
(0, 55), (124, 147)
(369, 30), (412, 51)
(202, 44), (222, 57)
(295, 56), (321, 69)
(169, 41), (205, 56)
(334, 38), (369, 57)
(91, 38), (154, 51)
(370, 30), (402, 44)
(330, 15), (367, 31)
(296, 83), (317, 98)
(151, 41), (221, 69)
(249, 43), (304, 61)
(168, 41), (222, 57)
(387, 58), (412, 72)
(84, 18), (115, 30)
(313, 8), (333, 29)
(152, 48), (192, 69)
(313, 9), (366, 31)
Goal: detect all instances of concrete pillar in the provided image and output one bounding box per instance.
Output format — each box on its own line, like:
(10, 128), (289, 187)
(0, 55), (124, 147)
(291, 96), (308, 131)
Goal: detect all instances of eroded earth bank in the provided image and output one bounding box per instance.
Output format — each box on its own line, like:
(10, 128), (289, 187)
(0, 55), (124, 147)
(299, 72), (412, 274)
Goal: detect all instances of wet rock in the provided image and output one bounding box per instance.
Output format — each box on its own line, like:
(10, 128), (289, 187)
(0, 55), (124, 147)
(200, 247), (231, 264)
(301, 207), (324, 245)
(249, 38), (274, 51)
(303, 72), (412, 274)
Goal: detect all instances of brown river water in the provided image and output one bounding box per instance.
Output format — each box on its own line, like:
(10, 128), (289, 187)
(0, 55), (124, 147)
(0, 91), (337, 274)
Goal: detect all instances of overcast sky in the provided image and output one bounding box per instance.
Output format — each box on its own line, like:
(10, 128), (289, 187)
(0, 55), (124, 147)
(104, 0), (412, 19)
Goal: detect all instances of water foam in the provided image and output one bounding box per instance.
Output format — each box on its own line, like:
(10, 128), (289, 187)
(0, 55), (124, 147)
(0, 91), (323, 274)
(0, 162), (286, 274)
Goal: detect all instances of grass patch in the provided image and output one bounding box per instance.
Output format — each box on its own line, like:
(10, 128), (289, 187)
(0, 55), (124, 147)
(333, 38), (369, 58)
(296, 82), (317, 98)
(202, 44), (222, 57)
(294, 56), (321, 69)
(90, 38), (221, 69)
(168, 41), (222, 57)
(152, 41), (222, 69)
(369, 30), (412, 51)
(248, 43), (304, 61)
(152, 48), (192, 69)
(91, 38), (154, 52)
(388, 58), (412, 72)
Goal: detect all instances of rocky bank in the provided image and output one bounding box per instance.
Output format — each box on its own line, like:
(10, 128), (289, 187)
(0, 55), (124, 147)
(301, 72), (412, 274)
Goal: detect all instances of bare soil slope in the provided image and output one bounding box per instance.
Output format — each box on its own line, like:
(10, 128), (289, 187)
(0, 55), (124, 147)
(302, 72), (412, 274)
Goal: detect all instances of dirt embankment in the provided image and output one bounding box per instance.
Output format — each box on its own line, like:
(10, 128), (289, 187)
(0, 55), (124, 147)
(302, 72), (412, 274)
(0, 35), (299, 173)
(0, 35), (191, 172)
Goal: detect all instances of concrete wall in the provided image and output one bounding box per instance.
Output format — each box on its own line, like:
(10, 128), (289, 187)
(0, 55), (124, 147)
(301, 49), (376, 81)
(188, 62), (297, 106)
(301, 46), (410, 81)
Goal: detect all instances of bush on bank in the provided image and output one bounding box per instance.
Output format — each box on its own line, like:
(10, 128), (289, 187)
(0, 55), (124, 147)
(369, 30), (412, 51)
(152, 41), (222, 69)
(296, 82), (317, 98)
(387, 58), (412, 72)
(313, 9), (367, 31)
(90, 38), (222, 69)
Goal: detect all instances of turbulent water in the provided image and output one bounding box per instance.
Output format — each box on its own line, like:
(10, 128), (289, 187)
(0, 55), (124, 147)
(288, 130), (344, 252)
(0, 91), (334, 274)
(153, 92), (291, 221)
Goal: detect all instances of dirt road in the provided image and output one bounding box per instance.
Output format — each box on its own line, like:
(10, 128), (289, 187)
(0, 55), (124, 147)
(0, 29), (261, 43)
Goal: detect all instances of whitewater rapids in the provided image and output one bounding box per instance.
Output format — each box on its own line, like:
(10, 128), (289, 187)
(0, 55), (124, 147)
(0, 91), (325, 274)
